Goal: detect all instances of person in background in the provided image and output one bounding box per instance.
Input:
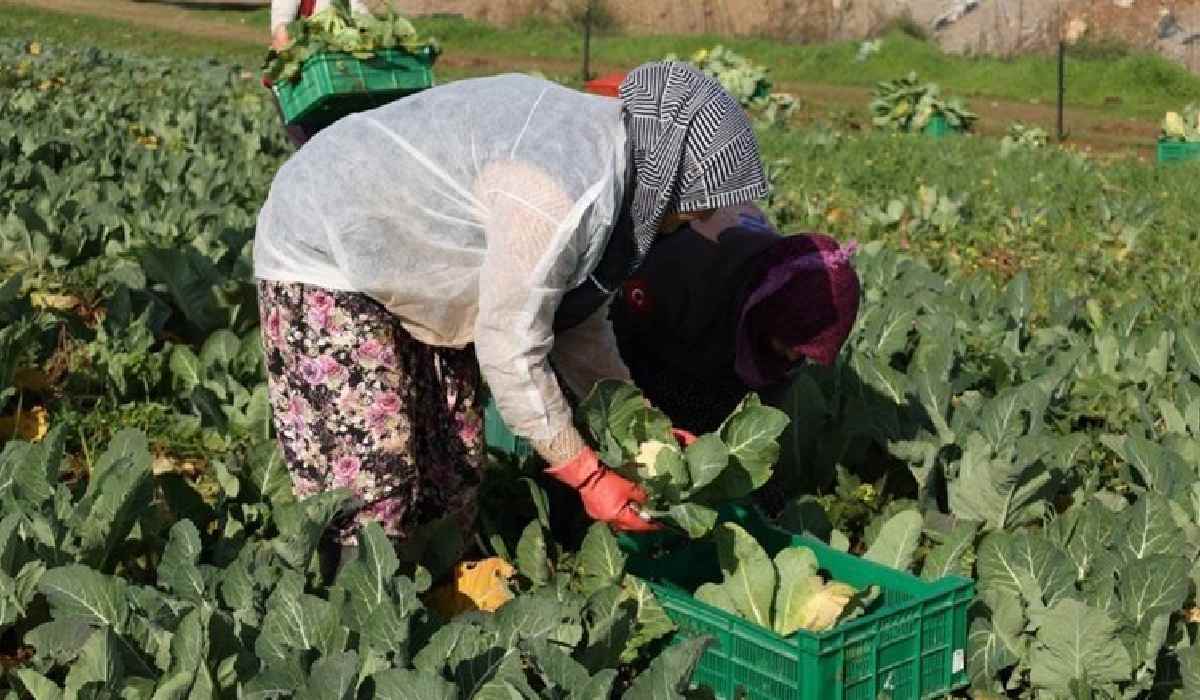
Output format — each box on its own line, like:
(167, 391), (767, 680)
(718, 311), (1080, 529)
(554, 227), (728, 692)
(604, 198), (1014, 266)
(270, 0), (376, 50)
(253, 62), (770, 573)
(265, 0), (378, 147)
(610, 203), (861, 435)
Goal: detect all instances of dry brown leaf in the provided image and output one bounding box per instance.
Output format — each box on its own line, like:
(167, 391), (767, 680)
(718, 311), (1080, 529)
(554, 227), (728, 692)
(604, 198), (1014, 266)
(0, 406), (48, 442)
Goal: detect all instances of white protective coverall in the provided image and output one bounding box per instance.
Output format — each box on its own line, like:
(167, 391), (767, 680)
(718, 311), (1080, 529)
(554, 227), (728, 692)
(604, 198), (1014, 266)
(254, 74), (632, 464)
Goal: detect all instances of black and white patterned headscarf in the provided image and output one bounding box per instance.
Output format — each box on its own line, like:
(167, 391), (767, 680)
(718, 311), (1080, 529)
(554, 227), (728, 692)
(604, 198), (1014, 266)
(619, 61), (770, 258)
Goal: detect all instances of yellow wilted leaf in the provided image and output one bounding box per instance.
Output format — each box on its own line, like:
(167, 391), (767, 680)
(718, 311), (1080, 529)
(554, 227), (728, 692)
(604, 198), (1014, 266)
(795, 580), (856, 633)
(426, 558), (516, 618)
(30, 292), (80, 310)
(26, 41), (41, 56)
(0, 406), (49, 442)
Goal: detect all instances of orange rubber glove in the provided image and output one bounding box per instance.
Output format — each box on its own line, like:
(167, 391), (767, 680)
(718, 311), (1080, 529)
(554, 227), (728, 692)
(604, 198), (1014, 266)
(545, 447), (660, 533)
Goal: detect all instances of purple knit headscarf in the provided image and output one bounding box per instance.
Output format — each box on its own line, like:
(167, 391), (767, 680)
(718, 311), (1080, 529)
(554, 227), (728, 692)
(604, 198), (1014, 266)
(734, 234), (861, 388)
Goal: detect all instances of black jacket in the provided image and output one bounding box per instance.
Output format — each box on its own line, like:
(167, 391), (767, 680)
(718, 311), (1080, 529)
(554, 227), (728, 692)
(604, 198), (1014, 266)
(610, 221), (781, 433)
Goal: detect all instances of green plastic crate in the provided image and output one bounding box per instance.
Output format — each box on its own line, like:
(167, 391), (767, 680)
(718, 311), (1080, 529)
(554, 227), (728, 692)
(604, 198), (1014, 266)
(1157, 139), (1200, 164)
(620, 504), (973, 700)
(921, 114), (959, 138)
(272, 46), (436, 126)
(483, 394), (533, 460)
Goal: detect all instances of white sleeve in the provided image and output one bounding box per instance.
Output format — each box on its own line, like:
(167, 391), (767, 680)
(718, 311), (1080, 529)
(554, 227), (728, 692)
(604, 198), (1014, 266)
(550, 298), (631, 401)
(271, 0), (302, 30)
(473, 160), (591, 465)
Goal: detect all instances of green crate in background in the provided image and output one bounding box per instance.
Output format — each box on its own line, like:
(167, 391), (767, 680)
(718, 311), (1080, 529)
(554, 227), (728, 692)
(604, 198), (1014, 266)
(484, 394), (534, 460)
(619, 504), (973, 700)
(1157, 139), (1200, 164)
(922, 114), (959, 138)
(273, 46), (436, 127)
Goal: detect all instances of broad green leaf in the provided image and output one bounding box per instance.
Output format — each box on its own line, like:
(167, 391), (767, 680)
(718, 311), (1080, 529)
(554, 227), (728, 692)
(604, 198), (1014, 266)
(1115, 494), (1180, 561)
(968, 591), (1024, 690)
(39, 565), (129, 630)
(623, 576), (674, 660)
(516, 521), (550, 587)
(1029, 599), (1133, 696)
(169, 346), (202, 391)
(1001, 270), (1032, 323)
(863, 509), (923, 571)
(473, 653), (537, 699)
(921, 520), (979, 580)
(242, 659), (308, 700)
(158, 520), (205, 603)
(334, 522), (401, 627)
(771, 547), (822, 636)
(64, 627), (123, 698)
(581, 380), (646, 456)
(978, 386), (1042, 450)
(576, 523), (625, 596)
(272, 489), (351, 571)
(682, 434), (728, 494)
(1048, 501), (1116, 580)
(1113, 435), (1192, 498)
(73, 430), (155, 569)
(140, 247), (226, 334)
(948, 432), (1053, 531)
(496, 587), (583, 649)
(623, 636), (712, 700)
(1117, 554), (1189, 626)
(199, 329), (240, 373)
(246, 442), (294, 507)
(89, 429), (151, 482)
(570, 669), (617, 700)
(1122, 613), (1171, 675)
(372, 668), (456, 700)
(910, 367), (954, 445)
(667, 503), (719, 539)
(1180, 641), (1200, 697)
(0, 427), (65, 507)
(853, 355), (908, 406)
(720, 396), (788, 473)
(714, 523), (774, 627)
(24, 618), (94, 665)
(1175, 323), (1200, 379)
(526, 637), (590, 690)
(694, 583), (738, 616)
(976, 532), (1075, 610)
(297, 651), (358, 700)
(13, 670), (62, 700)
(255, 573), (348, 667)
(578, 585), (635, 672)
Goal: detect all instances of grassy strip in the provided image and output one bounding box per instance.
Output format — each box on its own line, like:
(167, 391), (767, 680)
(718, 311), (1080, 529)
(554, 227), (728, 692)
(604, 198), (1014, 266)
(413, 17), (1200, 118)
(0, 2), (262, 64)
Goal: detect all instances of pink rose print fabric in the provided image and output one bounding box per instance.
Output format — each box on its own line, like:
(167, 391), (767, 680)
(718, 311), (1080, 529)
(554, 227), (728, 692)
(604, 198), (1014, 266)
(257, 281), (484, 546)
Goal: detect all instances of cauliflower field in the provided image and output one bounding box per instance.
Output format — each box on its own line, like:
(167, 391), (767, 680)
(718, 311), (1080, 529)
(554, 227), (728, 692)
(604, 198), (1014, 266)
(3, 37), (1200, 699)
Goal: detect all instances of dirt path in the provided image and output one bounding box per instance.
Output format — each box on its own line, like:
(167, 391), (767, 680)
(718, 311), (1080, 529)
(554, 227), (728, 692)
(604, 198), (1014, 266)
(4, 0), (1162, 156)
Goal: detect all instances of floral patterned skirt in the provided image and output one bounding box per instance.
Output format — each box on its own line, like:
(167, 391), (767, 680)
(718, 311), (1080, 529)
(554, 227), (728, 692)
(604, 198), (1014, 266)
(257, 280), (484, 545)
